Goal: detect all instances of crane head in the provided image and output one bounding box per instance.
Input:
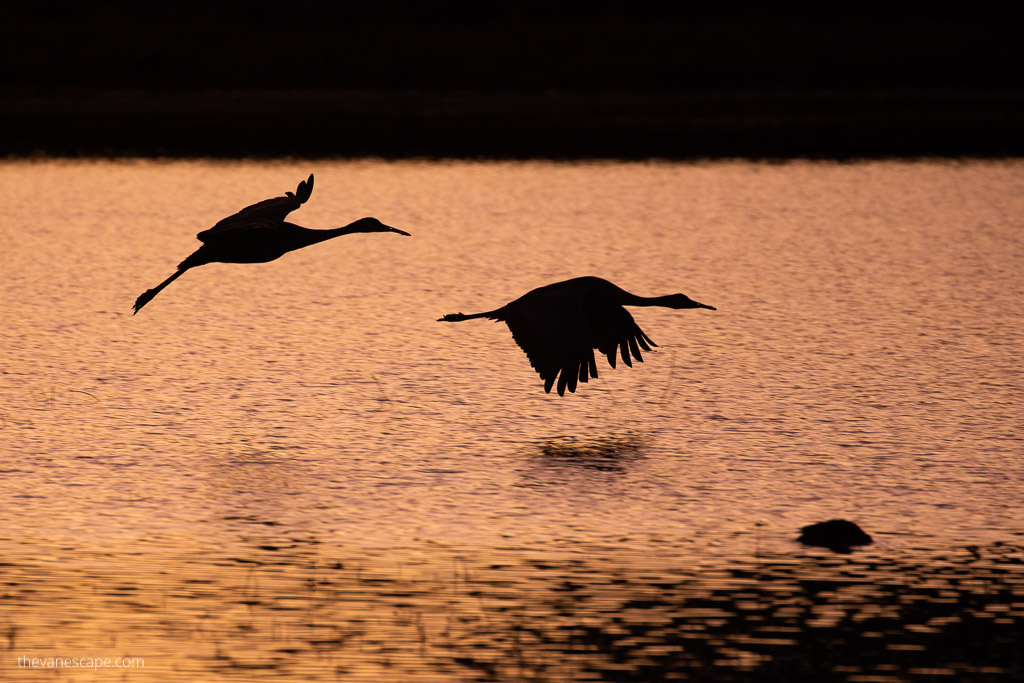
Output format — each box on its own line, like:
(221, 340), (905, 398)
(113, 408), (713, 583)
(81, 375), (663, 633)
(347, 217), (411, 236)
(666, 293), (716, 310)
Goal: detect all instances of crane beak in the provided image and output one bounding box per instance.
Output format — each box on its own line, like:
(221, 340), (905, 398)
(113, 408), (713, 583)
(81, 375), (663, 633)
(695, 301), (716, 310)
(385, 224), (411, 236)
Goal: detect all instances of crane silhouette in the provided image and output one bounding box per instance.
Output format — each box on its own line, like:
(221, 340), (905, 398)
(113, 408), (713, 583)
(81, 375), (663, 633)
(438, 276), (715, 396)
(132, 174), (410, 314)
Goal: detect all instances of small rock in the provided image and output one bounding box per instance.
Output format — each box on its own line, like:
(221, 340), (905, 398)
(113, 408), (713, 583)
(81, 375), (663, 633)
(797, 519), (873, 553)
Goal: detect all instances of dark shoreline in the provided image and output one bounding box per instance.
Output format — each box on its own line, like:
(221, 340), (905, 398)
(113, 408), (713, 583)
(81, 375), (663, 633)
(4, 88), (1022, 160)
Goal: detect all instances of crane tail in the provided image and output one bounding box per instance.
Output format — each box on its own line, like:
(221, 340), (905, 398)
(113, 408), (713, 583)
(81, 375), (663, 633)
(133, 268), (188, 315)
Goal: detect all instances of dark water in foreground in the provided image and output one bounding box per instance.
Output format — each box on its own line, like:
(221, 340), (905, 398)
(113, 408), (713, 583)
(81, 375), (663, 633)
(1, 160), (1022, 680)
(2, 541), (1022, 681)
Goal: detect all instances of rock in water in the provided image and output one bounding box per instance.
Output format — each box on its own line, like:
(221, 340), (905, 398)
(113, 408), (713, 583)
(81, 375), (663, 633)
(797, 519), (873, 553)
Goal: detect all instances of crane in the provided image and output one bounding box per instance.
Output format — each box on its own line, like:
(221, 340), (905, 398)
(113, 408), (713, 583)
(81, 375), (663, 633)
(438, 276), (714, 395)
(133, 174), (409, 314)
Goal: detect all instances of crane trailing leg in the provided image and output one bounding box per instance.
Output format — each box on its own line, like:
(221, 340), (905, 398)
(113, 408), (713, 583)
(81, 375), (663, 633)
(133, 267), (191, 314)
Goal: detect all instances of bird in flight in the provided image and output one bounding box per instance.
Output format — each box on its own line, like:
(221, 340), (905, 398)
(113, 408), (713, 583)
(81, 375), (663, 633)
(132, 174), (410, 314)
(438, 276), (715, 396)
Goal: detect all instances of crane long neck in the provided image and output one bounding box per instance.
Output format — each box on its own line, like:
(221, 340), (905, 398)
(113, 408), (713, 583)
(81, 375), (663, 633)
(622, 293), (676, 308)
(290, 224), (358, 248)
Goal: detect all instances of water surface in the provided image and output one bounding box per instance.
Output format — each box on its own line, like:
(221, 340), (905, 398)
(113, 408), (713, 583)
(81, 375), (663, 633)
(1, 159), (1022, 680)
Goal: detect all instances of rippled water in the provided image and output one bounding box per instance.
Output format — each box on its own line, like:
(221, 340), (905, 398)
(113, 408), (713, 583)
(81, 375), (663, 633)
(1, 159), (1022, 680)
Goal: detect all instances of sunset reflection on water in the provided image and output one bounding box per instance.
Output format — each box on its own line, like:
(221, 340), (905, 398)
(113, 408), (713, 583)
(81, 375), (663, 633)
(1, 159), (1022, 680)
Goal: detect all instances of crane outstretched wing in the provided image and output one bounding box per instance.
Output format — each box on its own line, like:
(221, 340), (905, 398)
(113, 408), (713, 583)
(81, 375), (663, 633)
(501, 291), (659, 396)
(503, 307), (597, 396)
(495, 286), (606, 396)
(585, 297), (657, 371)
(196, 174), (314, 243)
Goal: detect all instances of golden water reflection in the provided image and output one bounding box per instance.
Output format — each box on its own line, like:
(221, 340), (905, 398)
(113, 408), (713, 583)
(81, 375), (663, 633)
(1, 159), (1022, 679)
(2, 540), (1022, 680)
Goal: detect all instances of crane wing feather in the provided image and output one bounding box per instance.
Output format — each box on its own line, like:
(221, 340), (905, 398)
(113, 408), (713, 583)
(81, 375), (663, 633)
(587, 295), (658, 374)
(501, 293), (597, 397)
(196, 174), (314, 243)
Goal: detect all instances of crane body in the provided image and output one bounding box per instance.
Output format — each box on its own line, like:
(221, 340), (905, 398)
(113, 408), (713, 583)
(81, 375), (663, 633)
(439, 277), (714, 396)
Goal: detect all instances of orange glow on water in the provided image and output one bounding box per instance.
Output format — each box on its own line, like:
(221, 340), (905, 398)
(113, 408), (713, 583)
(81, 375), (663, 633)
(1, 159), (1022, 680)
